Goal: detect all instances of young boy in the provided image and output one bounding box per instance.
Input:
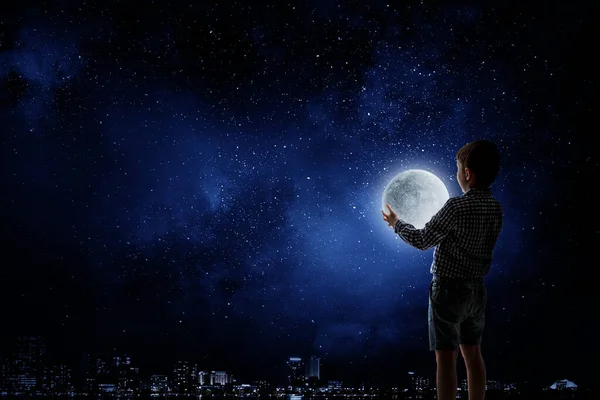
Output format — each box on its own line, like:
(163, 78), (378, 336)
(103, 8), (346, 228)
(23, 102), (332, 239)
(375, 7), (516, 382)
(381, 140), (503, 400)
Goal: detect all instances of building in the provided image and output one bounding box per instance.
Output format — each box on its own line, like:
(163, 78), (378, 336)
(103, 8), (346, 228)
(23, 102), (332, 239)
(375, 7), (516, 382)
(199, 371), (209, 386)
(84, 356), (100, 393)
(210, 371), (228, 385)
(485, 379), (502, 390)
(83, 355), (107, 394)
(285, 357), (305, 389)
(98, 383), (116, 393)
(190, 363), (198, 388)
(173, 361), (202, 393)
(173, 361), (190, 393)
(84, 353), (139, 395)
(150, 375), (168, 393)
(3, 337), (47, 394)
(0, 364), (9, 393)
(306, 356), (320, 380)
(120, 365), (140, 393)
(48, 364), (73, 395)
(408, 372), (431, 392)
(233, 383), (257, 395)
(198, 371), (230, 386)
(547, 379), (578, 390)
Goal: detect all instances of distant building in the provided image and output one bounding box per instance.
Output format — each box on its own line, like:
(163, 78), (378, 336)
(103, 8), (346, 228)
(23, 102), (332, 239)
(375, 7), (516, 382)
(199, 371), (209, 386)
(0, 364), (9, 392)
(83, 355), (101, 393)
(48, 364), (73, 395)
(98, 383), (116, 393)
(408, 372), (431, 392)
(190, 363), (198, 388)
(198, 371), (231, 386)
(547, 379), (578, 390)
(256, 380), (269, 391)
(173, 361), (190, 393)
(306, 356), (320, 380)
(83, 353), (139, 395)
(233, 383), (258, 395)
(461, 378), (516, 393)
(486, 379), (502, 390)
(3, 337), (47, 394)
(116, 356), (140, 394)
(150, 375), (168, 393)
(210, 371), (229, 385)
(328, 381), (342, 390)
(285, 357), (305, 389)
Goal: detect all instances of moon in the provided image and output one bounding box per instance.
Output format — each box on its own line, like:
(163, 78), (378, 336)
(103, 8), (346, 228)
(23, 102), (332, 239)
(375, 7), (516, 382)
(382, 169), (450, 229)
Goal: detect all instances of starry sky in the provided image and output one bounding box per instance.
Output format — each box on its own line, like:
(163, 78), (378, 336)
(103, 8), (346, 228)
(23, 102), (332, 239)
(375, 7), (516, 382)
(0, 0), (595, 388)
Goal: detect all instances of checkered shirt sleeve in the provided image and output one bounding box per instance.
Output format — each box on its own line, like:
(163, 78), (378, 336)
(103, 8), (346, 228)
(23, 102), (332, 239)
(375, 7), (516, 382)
(393, 198), (457, 250)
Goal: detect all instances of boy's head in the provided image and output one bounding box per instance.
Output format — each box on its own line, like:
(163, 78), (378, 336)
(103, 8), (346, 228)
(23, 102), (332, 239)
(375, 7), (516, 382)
(455, 140), (500, 193)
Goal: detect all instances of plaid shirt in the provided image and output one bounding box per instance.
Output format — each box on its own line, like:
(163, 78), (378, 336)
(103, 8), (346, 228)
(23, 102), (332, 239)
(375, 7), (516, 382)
(394, 187), (503, 278)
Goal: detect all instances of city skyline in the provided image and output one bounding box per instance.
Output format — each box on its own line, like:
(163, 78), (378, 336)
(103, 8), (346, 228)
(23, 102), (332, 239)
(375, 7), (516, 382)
(0, 336), (582, 393)
(0, 336), (584, 398)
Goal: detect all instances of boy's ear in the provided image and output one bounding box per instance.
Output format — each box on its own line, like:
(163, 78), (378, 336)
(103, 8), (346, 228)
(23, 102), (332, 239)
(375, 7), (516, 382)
(465, 167), (471, 180)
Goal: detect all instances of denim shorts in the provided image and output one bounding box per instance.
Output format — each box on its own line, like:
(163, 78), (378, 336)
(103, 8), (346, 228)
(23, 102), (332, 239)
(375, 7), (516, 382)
(428, 275), (487, 351)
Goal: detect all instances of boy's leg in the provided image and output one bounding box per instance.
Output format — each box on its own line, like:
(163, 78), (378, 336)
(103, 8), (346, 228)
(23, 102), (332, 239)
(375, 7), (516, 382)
(460, 344), (486, 400)
(428, 278), (471, 400)
(435, 349), (458, 400)
(459, 280), (487, 400)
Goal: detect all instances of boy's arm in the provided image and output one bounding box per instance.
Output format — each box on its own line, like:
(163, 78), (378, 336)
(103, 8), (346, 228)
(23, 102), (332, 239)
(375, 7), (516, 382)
(393, 198), (457, 250)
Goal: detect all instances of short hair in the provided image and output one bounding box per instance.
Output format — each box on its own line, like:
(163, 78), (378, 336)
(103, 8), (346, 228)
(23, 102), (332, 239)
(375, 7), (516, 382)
(456, 140), (500, 188)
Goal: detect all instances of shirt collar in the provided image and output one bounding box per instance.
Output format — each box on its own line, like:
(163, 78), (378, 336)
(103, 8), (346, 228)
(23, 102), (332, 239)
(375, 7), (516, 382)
(464, 187), (492, 196)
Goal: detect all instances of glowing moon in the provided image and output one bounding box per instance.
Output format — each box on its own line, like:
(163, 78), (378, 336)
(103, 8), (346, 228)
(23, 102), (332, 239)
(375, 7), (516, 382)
(382, 169), (449, 229)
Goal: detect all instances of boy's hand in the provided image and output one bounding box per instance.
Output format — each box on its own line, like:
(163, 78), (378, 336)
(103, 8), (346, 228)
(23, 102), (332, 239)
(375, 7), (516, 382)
(382, 203), (399, 228)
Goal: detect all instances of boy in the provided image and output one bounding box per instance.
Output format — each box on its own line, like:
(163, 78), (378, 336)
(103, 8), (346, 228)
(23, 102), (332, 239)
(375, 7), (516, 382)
(381, 140), (503, 400)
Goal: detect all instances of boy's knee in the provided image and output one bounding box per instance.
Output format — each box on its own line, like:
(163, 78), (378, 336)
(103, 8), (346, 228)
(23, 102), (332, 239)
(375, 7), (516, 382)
(435, 349), (459, 365)
(460, 344), (482, 362)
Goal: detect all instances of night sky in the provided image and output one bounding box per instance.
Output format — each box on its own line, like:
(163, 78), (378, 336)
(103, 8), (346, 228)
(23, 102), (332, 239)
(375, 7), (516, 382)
(0, 0), (595, 388)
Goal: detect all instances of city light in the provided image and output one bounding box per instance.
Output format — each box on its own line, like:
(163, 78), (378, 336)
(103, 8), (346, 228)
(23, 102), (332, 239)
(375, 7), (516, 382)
(0, 337), (586, 398)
